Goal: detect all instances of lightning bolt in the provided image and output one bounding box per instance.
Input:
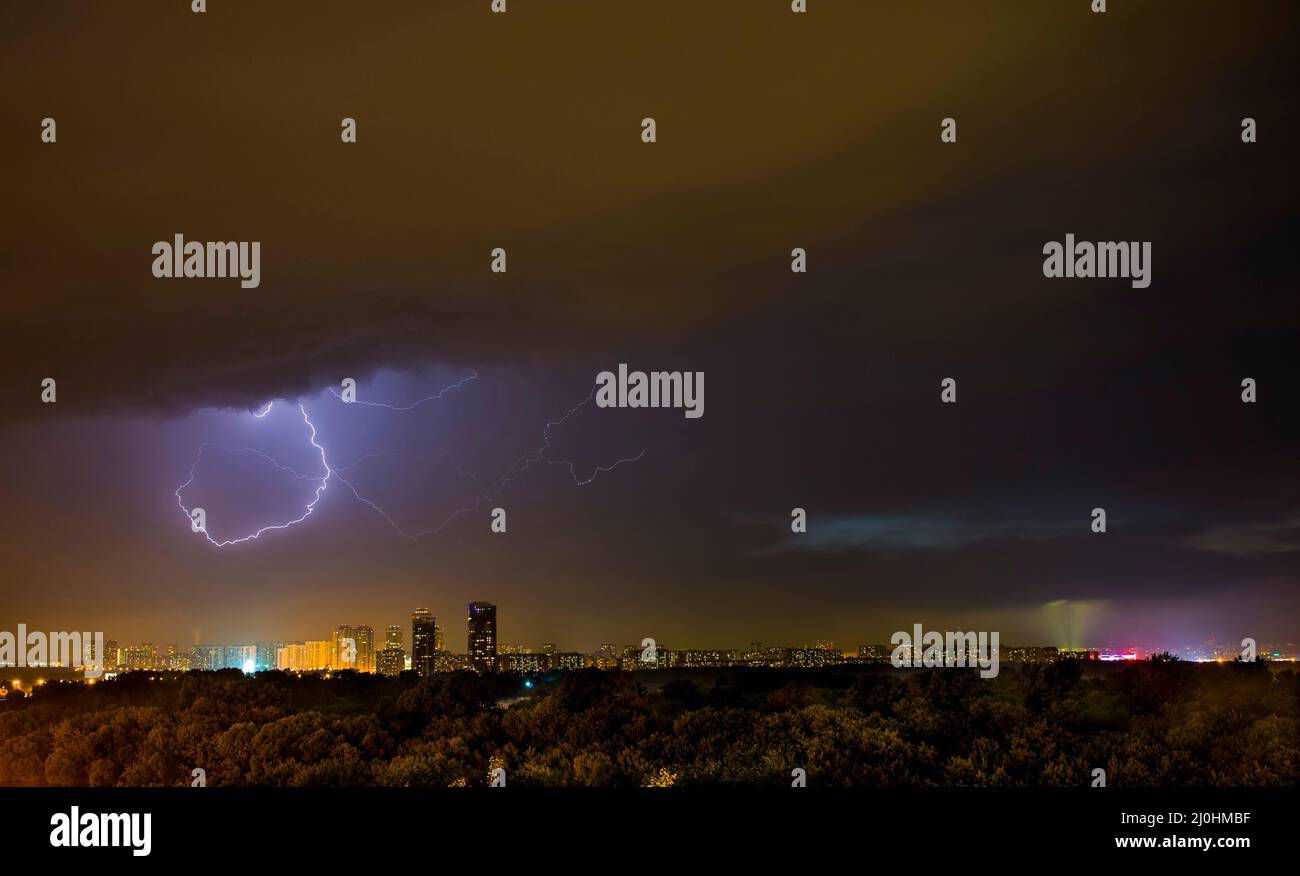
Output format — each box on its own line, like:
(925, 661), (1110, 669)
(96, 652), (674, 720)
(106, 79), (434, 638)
(483, 384), (647, 490)
(176, 403), (331, 546)
(336, 383), (646, 539)
(327, 369), (479, 410)
(176, 374), (643, 545)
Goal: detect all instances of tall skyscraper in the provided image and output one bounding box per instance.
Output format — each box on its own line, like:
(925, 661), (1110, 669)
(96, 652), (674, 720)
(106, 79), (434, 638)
(467, 602), (497, 673)
(411, 608), (435, 677)
(385, 624), (403, 651)
(332, 627), (355, 670)
(356, 626), (375, 673)
(434, 623), (445, 654)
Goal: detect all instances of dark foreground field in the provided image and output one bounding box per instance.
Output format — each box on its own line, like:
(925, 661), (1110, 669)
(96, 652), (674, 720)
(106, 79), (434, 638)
(2, 661), (1295, 787)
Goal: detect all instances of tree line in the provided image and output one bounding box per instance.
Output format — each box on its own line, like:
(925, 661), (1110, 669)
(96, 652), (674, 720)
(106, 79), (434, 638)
(1, 659), (1294, 787)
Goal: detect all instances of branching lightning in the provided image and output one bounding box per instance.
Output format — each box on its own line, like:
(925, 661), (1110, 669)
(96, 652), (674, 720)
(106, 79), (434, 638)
(176, 404), (331, 546)
(327, 370), (479, 410)
(336, 384), (646, 539)
(176, 373), (643, 545)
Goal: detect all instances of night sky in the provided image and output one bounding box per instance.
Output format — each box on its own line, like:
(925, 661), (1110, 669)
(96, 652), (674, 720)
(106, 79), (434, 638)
(1, 1), (1296, 652)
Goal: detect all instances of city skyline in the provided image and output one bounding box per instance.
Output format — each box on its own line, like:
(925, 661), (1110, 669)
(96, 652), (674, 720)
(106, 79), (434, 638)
(9, 609), (1295, 671)
(11, 578), (1296, 658)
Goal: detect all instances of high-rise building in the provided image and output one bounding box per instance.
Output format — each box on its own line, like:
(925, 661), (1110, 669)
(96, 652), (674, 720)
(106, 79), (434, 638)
(225, 645), (257, 673)
(164, 646), (192, 671)
(333, 626), (375, 673)
(277, 642), (307, 671)
(594, 644), (620, 670)
(304, 640), (332, 670)
(355, 626), (375, 673)
(124, 645), (157, 671)
(377, 647), (405, 677)
(411, 608), (436, 676)
(255, 642), (283, 671)
(498, 652), (546, 674)
(332, 627), (355, 671)
(191, 645), (223, 671)
(385, 625), (403, 651)
(101, 639), (119, 672)
(467, 602), (497, 673)
(555, 653), (584, 671)
(434, 623), (445, 654)
(785, 647), (841, 669)
(435, 652), (472, 672)
(81, 636), (112, 670)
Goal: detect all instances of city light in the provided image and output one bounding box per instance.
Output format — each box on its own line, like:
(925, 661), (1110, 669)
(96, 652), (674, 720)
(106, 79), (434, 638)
(15, 625), (1298, 684)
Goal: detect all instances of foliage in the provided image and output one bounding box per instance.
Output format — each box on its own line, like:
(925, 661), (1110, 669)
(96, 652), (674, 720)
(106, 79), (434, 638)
(1, 663), (1295, 787)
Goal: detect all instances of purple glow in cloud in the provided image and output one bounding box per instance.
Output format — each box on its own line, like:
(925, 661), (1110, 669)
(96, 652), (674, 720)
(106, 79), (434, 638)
(175, 374), (645, 546)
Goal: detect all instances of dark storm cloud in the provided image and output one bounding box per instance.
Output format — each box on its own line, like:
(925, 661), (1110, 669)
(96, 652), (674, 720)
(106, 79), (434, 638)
(2, 0), (1294, 422)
